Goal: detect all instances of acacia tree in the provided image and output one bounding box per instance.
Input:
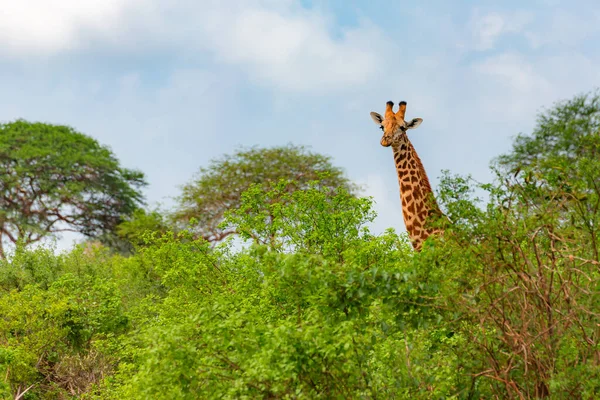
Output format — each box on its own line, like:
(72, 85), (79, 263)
(0, 120), (146, 258)
(173, 144), (357, 242)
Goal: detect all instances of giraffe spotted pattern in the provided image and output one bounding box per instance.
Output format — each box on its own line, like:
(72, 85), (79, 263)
(370, 100), (444, 251)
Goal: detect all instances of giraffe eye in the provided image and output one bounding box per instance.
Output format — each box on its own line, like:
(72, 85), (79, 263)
(379, 126), (384, 131)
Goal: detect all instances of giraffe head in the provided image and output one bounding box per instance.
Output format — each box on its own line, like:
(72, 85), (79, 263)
(370, 101), (423, 147)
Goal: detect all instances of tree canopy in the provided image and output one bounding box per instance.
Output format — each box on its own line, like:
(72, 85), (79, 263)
(495, 90), (600, 259)
(0, 120), (146, 258)
(496, 90), (600, 175)
(173, 144), (356, 242)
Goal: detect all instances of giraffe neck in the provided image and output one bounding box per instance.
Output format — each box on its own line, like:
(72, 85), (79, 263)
(392, 135), (442, 251)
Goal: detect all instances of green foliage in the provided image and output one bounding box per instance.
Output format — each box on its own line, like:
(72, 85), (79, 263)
(429, 89), (600, 398)
(94, 208), (173, 255)
(224, 180), (374, 258)
(3, 91), (600, 399)
(0, 244), (166, 399)
(496, 90), (600, 260)
(173, 144), (357, 243)
(0, 120), (146, 258)
(95, 186), (468, 399)
(0, 263), (122, 397)
(116, 209), (169, 246)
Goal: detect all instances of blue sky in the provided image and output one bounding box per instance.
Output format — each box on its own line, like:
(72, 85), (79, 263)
(1, 0), (599, 250)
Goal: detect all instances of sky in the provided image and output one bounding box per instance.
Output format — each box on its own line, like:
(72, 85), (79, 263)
(1, 0), (599, 251)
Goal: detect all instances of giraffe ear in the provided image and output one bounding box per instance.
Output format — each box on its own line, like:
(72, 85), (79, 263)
(370, 112), (383, 126)
(406, 118), (423, 130)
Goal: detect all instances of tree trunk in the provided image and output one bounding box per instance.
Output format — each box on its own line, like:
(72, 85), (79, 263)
(0, 229), (5, 260)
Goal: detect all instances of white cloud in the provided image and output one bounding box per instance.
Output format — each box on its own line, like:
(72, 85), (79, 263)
(0, 0), (137, 56)
(472, 53), (550, 93)
(469, 9), (532, 50)
(468, 52), (555, 122)
(196, 4), (382, 92)
(467, 7), (600, 52)
(523, 9), (600, 49)
(0, 0), (385, 93)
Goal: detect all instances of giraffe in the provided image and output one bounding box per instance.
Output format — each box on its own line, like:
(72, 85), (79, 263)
(370, 100), (444, 251)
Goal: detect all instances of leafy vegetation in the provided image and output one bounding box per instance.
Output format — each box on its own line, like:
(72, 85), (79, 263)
(1, 91), (599, 399)
(0, 120), (146, 259)
(430, 90), (600, 398)
(173, 144), (357, 243)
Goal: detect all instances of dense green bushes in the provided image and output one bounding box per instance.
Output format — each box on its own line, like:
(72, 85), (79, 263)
(0, 186), (471, 399)
(1, 91), (599, 398)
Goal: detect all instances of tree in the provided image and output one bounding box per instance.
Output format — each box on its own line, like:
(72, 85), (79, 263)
(429, 89), (600, 398)
(496, 89), (600, 260)
(173, 144), (357, 242)
(496, 89), (600, 177)
(108, 207), (172, 253)
(224, 180), (376, 257)
(0, 120), (146, 258)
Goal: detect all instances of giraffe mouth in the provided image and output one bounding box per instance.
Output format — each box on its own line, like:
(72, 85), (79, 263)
(380, 137), (392, 147)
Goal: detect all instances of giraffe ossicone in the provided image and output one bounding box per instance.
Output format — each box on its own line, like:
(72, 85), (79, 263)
(370, 100), (444, 251)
